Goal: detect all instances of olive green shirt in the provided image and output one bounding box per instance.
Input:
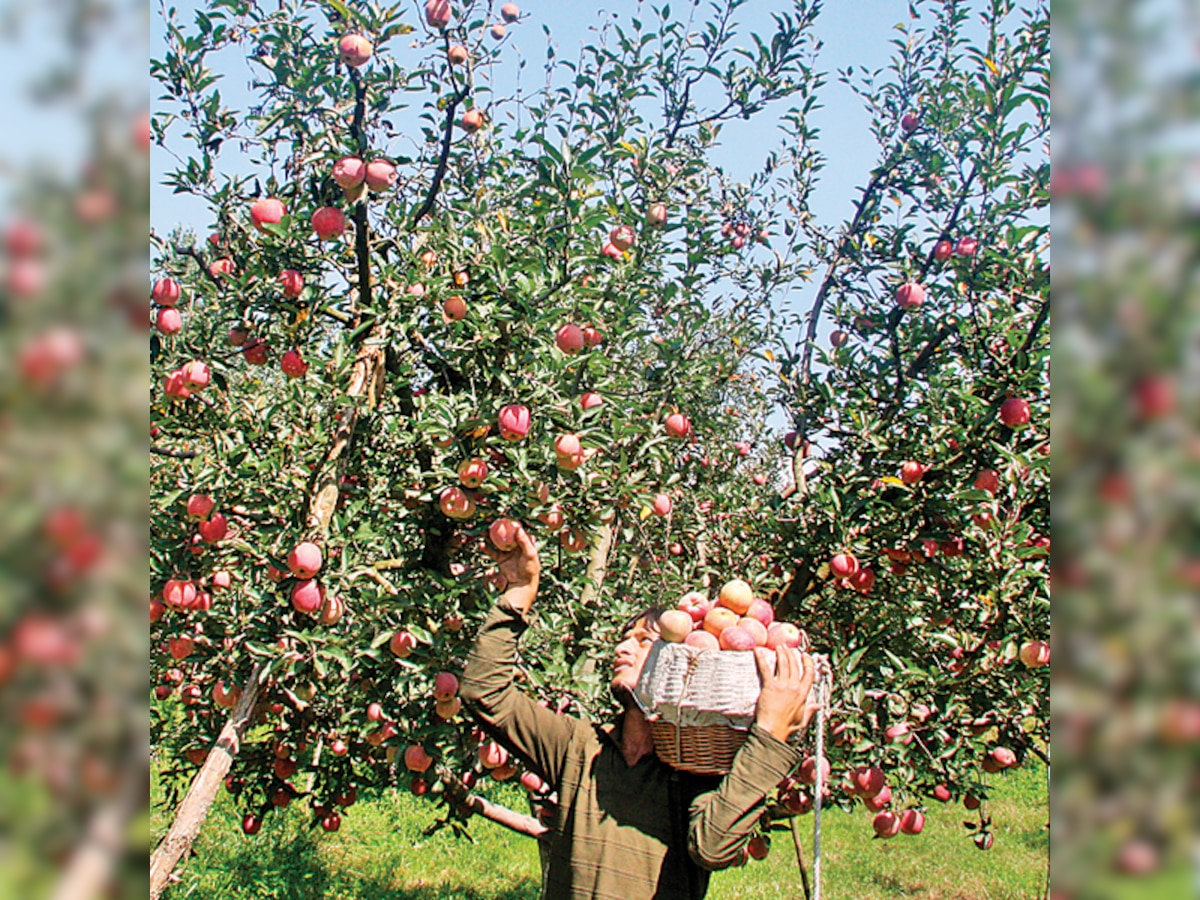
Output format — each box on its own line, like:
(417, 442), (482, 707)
(461, 598), (802, 900)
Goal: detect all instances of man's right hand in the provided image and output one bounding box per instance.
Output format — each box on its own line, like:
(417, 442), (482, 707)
(484, 523), (540, 613)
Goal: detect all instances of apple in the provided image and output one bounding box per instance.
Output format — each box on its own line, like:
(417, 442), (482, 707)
(389, 630), (417, 658)
(425, 0), (451, 28)
(537, 506), (564, 529)
(209, 258), (235, 278)
(849, 765), (886, 798)
(885, 723), (911, 744)
(580, 391), (603, 410)
(479, 741), (508, 769)
(662, 412), (691, 438)
(830, 553), (859, 578)
(489, 517), (520, 551)
(318, 592), (344, 626)
(150, 598), (165, 623)
(490, 22), (506, 39)
(601, 241), (623, 260)
(829, 329), (847, 348)
(498, 403), (530, 440)
(198, 512), (228, 543)
(152, 277), (181, 307)
(332, 156), (365, 189)
(555, 324), (584, 354)
(781, 789), (813, 815)
(718, 625), (756, 651)
(736, 618), (768, 646)
(896, 282), (925, 310)
(359, 159), (398, 192)
(766, 622), (802, 651)
(646, 202), (667, 226)
(167, 636), (194, 661)
(999, 397), (1031, 427)
(718, 579), (754, 615)
(439, 486), (475, 519)
(900, 461), (926, 484)
(744, 598), (774, 628)
(554, 433), (582, 457)
(651, 494), (672, 517)
(873, 810), (901, 839)
(250, 198), (286, 232)
(954, 236), (979, 257)
(278, 269), (304, 298)
(933, 239), (954, 262)
(799, 756), (830, 785)
(404, 745), (433, 773)
(964, 794), (981, 811)
(162, 579), (197, 610)
(657, 609), (694, 642)
(339, 33), (373, 66)
(443, 295), (467, 321)
(557, 451), (584, 471)
(899, 809), (925, 835)
(864, 784), (892, 812)
(319, 812), (342, 833)
(228, 325), (250, 347)
(435, 696), (462, 719)
(900, 112), (920, 133)
(448, 44), (468, 65)
(288, 542), (323, 578)
(582, 325), (604, 347)
(609, 225), (636, 252)
(702, 606), (738, 638)
(181, 361), (211, 391)
(849, 567), (875, 595)
(241, 814), (262, 835)
(974, 469), (1001, 494)
(274, 758), (297, 780)
(461, 109), (484, 132)
(433, 672), (459, 701)
(312, 207), (346, 240)
(678, 591), (712, 623)
(988, 747), (1017, 769)
(243, 339), (269, 365)
(500, 2), (520, 22)
(940, 537), (964, 557)
(1019, 640), (1050, 668)
(684, 630), (720, 651)
(747, 835), (770, 861)
(458, 458), (488, 488)
(186, 494), (215, 520)
(932, 784), (952, 803)
(281, 349), (309, 378)
(291, 579), (324, 615)
(367, 702), (385, 722)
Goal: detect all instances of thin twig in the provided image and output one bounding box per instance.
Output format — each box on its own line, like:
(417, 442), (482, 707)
(410, 88), (469, 228)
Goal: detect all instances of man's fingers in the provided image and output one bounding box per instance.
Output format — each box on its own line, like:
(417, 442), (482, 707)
(778, 646), (798, 683)
(754, 647), (775, 682)
(515, 524), (538, 559)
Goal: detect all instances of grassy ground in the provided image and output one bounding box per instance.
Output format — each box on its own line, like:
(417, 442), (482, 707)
(152, 762), (1049, 900)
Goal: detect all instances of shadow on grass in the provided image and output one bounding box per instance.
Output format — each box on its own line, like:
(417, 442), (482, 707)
(346, 878), (541, 900)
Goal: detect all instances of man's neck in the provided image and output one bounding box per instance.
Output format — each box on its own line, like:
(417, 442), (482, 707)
(618, 707), (656, 767)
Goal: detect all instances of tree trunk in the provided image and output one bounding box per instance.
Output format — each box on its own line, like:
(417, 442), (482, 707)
(148, 665), (263, 900)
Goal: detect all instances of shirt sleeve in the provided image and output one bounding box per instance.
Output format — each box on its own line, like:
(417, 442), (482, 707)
(459, 596), (579, 788)
(686, 724), (803, 870)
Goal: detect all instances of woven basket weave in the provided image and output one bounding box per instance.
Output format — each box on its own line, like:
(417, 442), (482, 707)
(633, 641), (772, 775)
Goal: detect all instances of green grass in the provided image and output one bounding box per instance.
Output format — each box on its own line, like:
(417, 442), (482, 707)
(153, 763), (1048, 900)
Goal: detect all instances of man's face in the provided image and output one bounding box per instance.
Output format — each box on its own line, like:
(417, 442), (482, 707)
(611, 615), (659, 703)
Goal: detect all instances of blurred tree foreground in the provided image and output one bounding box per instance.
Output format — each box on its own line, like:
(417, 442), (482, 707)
(149, 0), (1048, 894)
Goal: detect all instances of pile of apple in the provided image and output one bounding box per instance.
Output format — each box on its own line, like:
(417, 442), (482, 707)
(657, 578), (804, 652)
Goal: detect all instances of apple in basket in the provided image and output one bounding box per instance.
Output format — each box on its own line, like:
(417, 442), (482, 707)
(658, 609), (694, 643)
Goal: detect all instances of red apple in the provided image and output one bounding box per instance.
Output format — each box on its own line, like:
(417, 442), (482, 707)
(243, 339), (269, 365)
(678, 591), (712, 623)
(291, 579), (324, 615)
(974, 469), (1000, 494)
(954, 236), (979, 257)
(601, 241), (623, 260)
(657, 609), (694, 642)
(736, 617), (768, 647)
(500, 2), (519, 22)
(490, 22), (507, 39)
(425, 0), (451, 27)
(288, 542), (322, 578)
(279, 269), (304, 298)
(181, 360), (211, 391)
(830, 329), (847, 348)
(162, 579), (196, 610)
(664, 412), (691, 438)
(318, 593), (344, 626)
(900, 112), (919, 133)
(747, 834), (770, 860)
(312, 206), (346, 240)
(152, 277), (182, 307)
(932, 784), (952, 803)
(609, 225), (636, 252)
(443, 295), (467, 321)
(458, 458), (488, 488)
(498, 403), (530, 440)
(799, 755), (830, 786)
(555, 324), (584, 354)
(338, 33), (373, 67)
(554, 433), (581, 457)
(849, 567), (875, 595)
(744, 598), (774, 628)
(899, 809), (925, 835)
(873, 810), (901, 839)
(209, 258), (235, 278)
(718, 625), (756, 651)
(281, 349), (309, 378)
(896, 281), (925, 310)
(228, 324), (250, 347)
(964, 794), (981, 810)
(647, 202), (667, 226)
(389, 630), (417, 658)
(999, 397), (1031, 427)
(830, 553), (859, 578)
(702, 606), (738, 638)
(478, 741), (508, 769)
(241, 813), (262, 835)
(461, 109), (484, 132)
(364, 159), (397, 191)
(1019, 640), (1050, 668)
(155, 308), (183, 336)
(321, 813), (342, 832)
(489, 517), (520, 551)
(988, 747), (1017, 769)
(448, 44), (468, 64)
(332, 156), (365, 189)
(651, 494), (672, 517)
(864, 784), (893, 811)
(198, 513), (228, 543)
(186, 494), (215, 520)
(250, 198), (286, 231)
(433, 672), (459, 701)
(900, 461), (926, 484)
(849, 765), (886, 798)
(404, 745), (433, 773)
(933, 239), (953, 262)
(439, 486), (475, 519)
(718, 579), (754, 615)
(766, 622), (803, 651)
(580, 391), (603, 410)
(435, 696), (462, 719)
(684, 630), (720, 651)
(582, 325), (604, 347)
(167, 636), (194, 661)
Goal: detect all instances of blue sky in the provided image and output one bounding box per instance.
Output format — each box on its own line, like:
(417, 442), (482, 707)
(149, 0), (916, 239)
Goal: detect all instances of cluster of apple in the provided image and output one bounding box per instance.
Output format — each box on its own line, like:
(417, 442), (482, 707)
(250, 196), (347, 242)
(656, 579), (804, 653)
(892, 235), (981, 312)
(719, 220), (768, 251)
(162, 358), (211, 401)
(331, 155), (398, 203)
(4, 217), (45, 298)
(554, 323), (604, 355)
(601, 223), (637, 260)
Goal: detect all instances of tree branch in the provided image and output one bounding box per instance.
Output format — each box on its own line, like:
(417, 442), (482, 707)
(151, 445), (198, 459)
(410, 88), (469, 229)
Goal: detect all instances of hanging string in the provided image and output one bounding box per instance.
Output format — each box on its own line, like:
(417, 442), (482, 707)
(810, 654), (832, 900)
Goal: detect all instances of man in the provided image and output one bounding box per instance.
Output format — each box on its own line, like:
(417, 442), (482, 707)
(461, 524), (817, 899)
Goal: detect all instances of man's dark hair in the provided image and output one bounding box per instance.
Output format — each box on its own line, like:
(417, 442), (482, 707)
(618, 606), (664, 638)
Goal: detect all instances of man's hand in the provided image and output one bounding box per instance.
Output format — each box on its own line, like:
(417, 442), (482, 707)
(483, 523), (540, 614)
(753, 647), (817, 744)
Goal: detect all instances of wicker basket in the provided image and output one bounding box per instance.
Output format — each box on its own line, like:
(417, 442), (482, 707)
(633, 641), (769, 775)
